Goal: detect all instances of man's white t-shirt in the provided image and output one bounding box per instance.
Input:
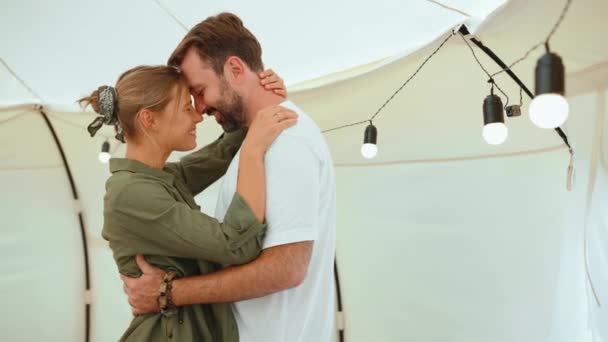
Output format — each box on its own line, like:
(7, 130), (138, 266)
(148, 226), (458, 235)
(214, 100), (336, 342)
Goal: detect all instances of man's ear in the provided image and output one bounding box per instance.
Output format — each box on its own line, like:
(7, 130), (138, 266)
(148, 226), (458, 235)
(224, 56), (247, 84)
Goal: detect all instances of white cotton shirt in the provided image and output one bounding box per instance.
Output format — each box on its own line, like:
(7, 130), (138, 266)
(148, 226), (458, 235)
(214, 100), (336, 342)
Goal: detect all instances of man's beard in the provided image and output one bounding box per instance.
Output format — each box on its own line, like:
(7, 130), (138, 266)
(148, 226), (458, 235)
(206, 79), (246, 132)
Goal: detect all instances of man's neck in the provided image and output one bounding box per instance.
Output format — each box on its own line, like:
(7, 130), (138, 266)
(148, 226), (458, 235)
(243, 85), (287, 126)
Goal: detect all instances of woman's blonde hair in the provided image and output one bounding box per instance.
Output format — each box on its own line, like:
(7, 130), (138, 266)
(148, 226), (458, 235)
(80, 65), (187, 141)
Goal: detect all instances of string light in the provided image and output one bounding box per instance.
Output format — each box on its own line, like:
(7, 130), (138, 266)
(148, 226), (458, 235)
(529, 0), (572, 129)
(319, 0), (574, 154)
(529, 46), (568, 128)
(482, 86), (508, 145)
(361, 122), (378, 159)
(98, 140), (111, 164)
(322, 32), (456, 160)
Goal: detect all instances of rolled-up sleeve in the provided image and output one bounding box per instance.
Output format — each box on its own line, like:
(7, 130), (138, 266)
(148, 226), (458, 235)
(104, 179), (265, 265)
(165, 128), (247, 196)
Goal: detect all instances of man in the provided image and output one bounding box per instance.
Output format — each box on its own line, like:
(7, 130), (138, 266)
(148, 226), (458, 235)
(122, 12), (337, 342)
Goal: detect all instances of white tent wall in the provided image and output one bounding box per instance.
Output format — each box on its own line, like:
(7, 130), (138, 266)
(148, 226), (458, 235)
(333, 151), (569, 342)
(2, 0), (608, 341)
(559, 85), (608, 341)
(0, 112), (86, 341)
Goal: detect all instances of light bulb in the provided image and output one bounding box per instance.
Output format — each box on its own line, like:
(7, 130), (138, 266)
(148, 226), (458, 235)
(98, 152), (111, 163)
(529, 94), (569, 129)
(361, 123), (378, 159)
(482, 122), (508, 145)
(99, 141), (111, 163)
(531, 51), (568, 128)
(482, 94), (507, 145)
(361, 143), (378, 159)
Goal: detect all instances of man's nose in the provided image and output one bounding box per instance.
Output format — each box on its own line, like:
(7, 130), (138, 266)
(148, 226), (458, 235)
(193, 111), (203, 123)
(194, 97), (207, 115)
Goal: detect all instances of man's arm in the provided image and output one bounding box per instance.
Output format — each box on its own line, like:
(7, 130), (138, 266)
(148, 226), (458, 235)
(124, 241), (312, 314)
(174, 241), (312, 305)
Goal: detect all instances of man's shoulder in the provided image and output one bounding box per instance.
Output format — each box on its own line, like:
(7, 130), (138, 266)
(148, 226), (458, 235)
(268, 125), (324, 164)
(275, 102), (327, 150)
(280, 101), (318, 133)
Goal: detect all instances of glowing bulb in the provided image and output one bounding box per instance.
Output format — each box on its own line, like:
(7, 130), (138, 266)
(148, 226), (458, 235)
(529, 94), (569, 129)
(99, 141), (111, 164)
(361, 123), (378, 159)
(531, 51), (568, 128)
(361, 143), (378, 159)
(98, 152), (111, 163)
(482, 122), (508, 145)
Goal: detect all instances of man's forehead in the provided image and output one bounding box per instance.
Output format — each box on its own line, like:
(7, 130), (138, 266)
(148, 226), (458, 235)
(183, 49), (214, 71)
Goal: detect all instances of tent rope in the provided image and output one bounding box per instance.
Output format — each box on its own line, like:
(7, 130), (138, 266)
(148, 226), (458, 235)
(1, 57), (44, 102)
(153, 0), (189, 32)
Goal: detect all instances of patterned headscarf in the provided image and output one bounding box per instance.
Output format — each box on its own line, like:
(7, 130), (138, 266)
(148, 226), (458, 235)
(87, 85), (125, 142)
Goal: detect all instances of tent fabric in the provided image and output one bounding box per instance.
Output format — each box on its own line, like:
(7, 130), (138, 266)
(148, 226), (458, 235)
(1, 1), (607, 341)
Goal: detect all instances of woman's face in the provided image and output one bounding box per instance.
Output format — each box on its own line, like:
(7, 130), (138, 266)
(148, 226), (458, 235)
(157, 86), (203, 152)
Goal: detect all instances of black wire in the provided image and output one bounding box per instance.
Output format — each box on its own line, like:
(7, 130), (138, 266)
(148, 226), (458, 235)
(322, 31), (455, 134)
(321, 0), (573, 135)
(322, 119), (369, 133)
(461, 33), (492, 77)
(370, 32), (454, 122)
(460, 34), (510, 108)
(491, 0), (573, 77)
(545, 0), (573, 48)
(490, 42), (544, 78)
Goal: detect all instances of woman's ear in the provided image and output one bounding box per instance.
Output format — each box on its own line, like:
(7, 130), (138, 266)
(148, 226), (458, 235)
(137, 108), (157, 130)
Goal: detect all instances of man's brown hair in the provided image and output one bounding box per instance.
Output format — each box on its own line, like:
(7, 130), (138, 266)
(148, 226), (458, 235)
(168, 12), (263, 75)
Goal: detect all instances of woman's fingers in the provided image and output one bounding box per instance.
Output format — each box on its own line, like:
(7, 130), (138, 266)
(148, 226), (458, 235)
(274, 110), (298, 122)
(260, 73), (278, 84)
(259, 69), (274, 79)
(259, 69), (287, 97)
(278, 118), (298, 130)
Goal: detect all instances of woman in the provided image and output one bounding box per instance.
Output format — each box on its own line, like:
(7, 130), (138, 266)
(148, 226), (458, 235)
(80, 65), (296, 341)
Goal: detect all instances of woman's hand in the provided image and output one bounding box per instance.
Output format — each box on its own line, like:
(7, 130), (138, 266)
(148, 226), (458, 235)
(237, 106), (296, 223)
(242, 105), (298, 156)
(259, 69), (287, 98)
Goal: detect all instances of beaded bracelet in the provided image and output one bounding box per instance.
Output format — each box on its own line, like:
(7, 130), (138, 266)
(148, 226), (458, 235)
(159, 271), (178, 316)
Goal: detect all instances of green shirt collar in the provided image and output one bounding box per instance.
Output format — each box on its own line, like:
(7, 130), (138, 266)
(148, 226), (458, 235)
(109, 158), (175, 184)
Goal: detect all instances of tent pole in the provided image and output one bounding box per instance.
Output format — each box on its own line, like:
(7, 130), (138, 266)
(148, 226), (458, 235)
(38, 106), (91, 342)
(335, 259), (345, 341)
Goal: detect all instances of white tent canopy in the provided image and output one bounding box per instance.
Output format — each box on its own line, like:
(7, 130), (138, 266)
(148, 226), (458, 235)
(1, 1), (607, 341)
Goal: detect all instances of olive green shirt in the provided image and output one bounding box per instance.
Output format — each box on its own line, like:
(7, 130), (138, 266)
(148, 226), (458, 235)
(102, 129), (266, 342)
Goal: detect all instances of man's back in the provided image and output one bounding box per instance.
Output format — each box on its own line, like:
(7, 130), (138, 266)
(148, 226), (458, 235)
(215, 100), (336, 342)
